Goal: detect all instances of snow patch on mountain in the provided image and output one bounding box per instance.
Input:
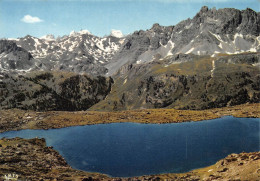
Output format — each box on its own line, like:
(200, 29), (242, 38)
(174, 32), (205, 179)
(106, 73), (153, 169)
(4, 29), (126, 75)
(69, 30), (91, 37)
(40, 34), (55, 41)
(2, 7), (259, 77)
(7, 38), (19, 41)
(79, 30), (91, 35)
(110, 29), (124, 38)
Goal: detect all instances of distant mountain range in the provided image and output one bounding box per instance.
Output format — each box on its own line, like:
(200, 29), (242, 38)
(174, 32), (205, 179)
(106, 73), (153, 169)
(0, 6), (259, 111)
(1, 6), (259, 76)
(1, 30), (124, 76)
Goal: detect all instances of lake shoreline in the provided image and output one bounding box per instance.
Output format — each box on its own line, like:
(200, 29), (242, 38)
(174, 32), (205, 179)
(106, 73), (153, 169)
(0, 103), (259, 133)
(0, 104), (259, 180)
(0, 137), (259, 180)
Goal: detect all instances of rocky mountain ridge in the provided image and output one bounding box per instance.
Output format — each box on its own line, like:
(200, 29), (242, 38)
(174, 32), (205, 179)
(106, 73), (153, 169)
(1, 6), (259, 76)
(0, 6), (259, 111)
(105, 6), (260, 75)
(2, 30), (125, 76)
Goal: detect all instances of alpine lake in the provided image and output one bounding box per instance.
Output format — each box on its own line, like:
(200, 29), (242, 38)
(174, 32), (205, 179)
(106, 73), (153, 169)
(0, 116), (259, 177)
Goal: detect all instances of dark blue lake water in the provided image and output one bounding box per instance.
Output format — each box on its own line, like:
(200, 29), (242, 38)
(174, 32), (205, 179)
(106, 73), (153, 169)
(0, 116), (259, 177)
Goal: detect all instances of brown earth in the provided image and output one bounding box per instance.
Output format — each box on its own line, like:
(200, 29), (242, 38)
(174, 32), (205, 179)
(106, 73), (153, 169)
(0, 138), (259, 181)
(0, 137), (109, 181)
(133, 152), (260, 181)
(0, 103), (259, 133)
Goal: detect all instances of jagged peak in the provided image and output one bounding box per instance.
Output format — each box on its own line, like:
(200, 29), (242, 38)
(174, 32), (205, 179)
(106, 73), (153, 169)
(150, 23), (165, 33)
(151, 23), (161, 29)
(69, 29), (91, 37)
(69, 30), (77, 37)
(110, 29), (124, 38)
(40, 34), (55, 41)
(199, 6), (209, 14)
(242, 7), (258, 16)
(245, 7), (255, 12)
(79, 29), (91, 35)
(24, 35), (33, 39)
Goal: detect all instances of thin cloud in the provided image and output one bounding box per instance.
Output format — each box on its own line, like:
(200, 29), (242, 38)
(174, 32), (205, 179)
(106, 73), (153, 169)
(21, 15), (43, 23)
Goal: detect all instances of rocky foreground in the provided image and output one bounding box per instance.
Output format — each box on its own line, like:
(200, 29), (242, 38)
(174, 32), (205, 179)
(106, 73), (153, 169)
(0, 137), (109, 180)
(0, 137), (259, 181)
(135, 152), (260, 181)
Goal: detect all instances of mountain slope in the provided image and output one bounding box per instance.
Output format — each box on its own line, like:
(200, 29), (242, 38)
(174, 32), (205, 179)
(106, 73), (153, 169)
(90, 53), (260, 111)
(0, 40), (35, 73)
(105, 7), (260, 75)
(0, 71), (113, 111)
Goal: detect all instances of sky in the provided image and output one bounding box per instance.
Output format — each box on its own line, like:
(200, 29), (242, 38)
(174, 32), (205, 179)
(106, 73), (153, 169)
(0, 0), (259, 39)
